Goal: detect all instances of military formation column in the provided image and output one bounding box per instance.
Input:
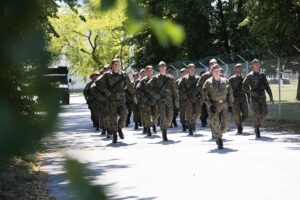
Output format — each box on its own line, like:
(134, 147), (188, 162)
(83, 58), (273, 149)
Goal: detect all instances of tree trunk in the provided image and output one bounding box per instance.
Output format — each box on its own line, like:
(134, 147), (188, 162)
(217, 0), (230, 53)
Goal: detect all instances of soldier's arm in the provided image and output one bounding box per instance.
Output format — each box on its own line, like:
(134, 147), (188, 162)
(124, 74), (135, 95)
(171, 78), (179, 108)
(177, 78), (188, 99)
(145, 77), (160, 100)
(242, 76), (250, 97)
(202, 81), (212, 108)
(264, 77), (274, 103)
(227, 83), (234, 107)
(95, 73), (112, 98)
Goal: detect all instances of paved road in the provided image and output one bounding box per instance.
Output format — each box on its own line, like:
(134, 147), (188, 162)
(42, 94), (300, 200)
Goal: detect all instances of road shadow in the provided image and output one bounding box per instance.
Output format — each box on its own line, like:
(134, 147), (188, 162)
(208, 148), (238, 154)
(249, 136), (278, 142)
(148, 140), (181, 145)
(181, 134), (204, 138)
(140, 135), (161, 139)
(106, 142), (137, 147)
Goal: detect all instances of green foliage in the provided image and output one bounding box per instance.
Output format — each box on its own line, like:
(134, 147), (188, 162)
(65, 158), (108, 200)
(0, 0), (60, 161)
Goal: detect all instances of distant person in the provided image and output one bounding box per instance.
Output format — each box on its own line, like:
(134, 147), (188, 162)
(229, 63), (249, 134)
(243, 59), (274, 138)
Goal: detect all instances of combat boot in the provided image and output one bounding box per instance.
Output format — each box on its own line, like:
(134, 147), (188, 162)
(173, 120), (178, 127)
(201, 119), (207, 127)
(192, 123), (196, 131)
(138, 120), (142, 126)
(188, 124), (193, 135)
(143, 127), (147, 134)
(101, 128), (106, 136)
(182, 123), (187, 132)
(162, 130), (168, 141)
(112, 132), (118, 143)
(147, 127), (152, 137)
(216, 137), (223, 149)
(106, 131), (112, 138)
(255, 127), (261, 138)
(237, 125), (243, 134)
(118, 128), (124, 139)
(152, 125), (157, 133)
(134, 122), (139, 130)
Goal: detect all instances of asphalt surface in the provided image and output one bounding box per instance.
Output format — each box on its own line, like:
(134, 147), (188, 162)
(41, 94), (300, 200)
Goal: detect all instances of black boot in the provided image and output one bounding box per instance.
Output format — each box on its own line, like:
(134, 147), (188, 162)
(118, 128), (124, 139)
(143, 127), (147, 134)
(112, 132), (118, 143)
(162, 130), (168, 141)
(147, 127), (152, 137)
(216, 137), (223, 149)
(152, 125), (157, 133)
(237, 125), (243, 134)
(101, 128), (106, 136)
(139, 120), (142, 126)
(95, 124), (100, 131)
(192, 123), (196, 131)
(188, 124), (193, 135)
(134, 122), (139, 130)
(255, 127), (261, 138)
(106, 131), (112, 138)
(182, 123), (187, 132)
(173, 120), (178, 127)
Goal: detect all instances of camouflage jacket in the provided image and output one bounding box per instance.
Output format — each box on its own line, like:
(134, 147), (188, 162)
(83, 81), (94, 104)
(95, 71), (134, 101)
(197, 71), (212, 94)
(242, 71), (273, 99)
(203, 77), (234, 108)
(145, 74), (179, 105)
(178, 74), (201, 102)
(229, 74), (246, 99)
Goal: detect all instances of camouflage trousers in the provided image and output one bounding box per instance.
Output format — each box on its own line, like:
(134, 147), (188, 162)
(208, 102), (230, 138)
(108, 100), (128, 132)
(179, 99), (186, 124)
(233, 96), (249, 126)
(99, 102), (110, 130)
(185, 100), (201, 125)
(250, 96), (267, 128)
(140, 103), (158, 128)
(88, 102), (98, 126)
(132, 103), (140, 123)
(126, 100), (134, 125)
(158, 99), (174, 131)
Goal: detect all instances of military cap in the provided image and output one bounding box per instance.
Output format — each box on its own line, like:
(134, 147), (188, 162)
(103, 64), (110, 69)
(133, 72), (139, 76)
(139, 69), (146, 74)
(187, 63), (195, 68)
(235, 63), (243, 68)
(209, 58), (218, 65)
(158, 61), (166, 66)
(89, 72), (99, 78)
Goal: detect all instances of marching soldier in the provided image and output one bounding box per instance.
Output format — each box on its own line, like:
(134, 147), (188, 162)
(203, 64), (234, 149)
(132, 72), (141, 129)
(229, 63), (249, 134)
(125, 73), (139, 127)
(178, 64), (201, 135)
(145, 61), (179, 141)
(136, 65), (159, 136)
(136, 69), (147, 133)
(95, 59), (134, 143)
(177, 68), (188, 131)
(83, 72), (99, 129)
(197, 58), (218, 137)
(243, 59), (274, 138)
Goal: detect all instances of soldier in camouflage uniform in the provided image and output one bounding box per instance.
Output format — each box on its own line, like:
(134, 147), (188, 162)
(203, 64), (234, 149)
(145, 61), (179, 141)
(95, 59), (134, 143)
(136, 65), (159, 136)
(229, 63), (249, 134)
(132, 72), (141, 129)
(125, 73), (138, 127)
(178, 64), (202, 135)
(83, 72), (99, 130)
(176, 68), (188, 132)
(197, 58), (218, 137)
(243, 59), (274, 138)
(136, 69), (147, 133)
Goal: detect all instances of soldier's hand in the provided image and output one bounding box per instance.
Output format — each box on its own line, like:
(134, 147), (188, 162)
(210, 105), (216, 113)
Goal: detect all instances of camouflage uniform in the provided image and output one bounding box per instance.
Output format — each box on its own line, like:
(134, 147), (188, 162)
(132, 79), (141, 129)
(178, 74), (202, 135)
(197, 71), (212, 127)
(96, 71), (134, 141)
(229, 74), (249, 133)
(203, 77), (234, 139)
(176, 77), (187, 131)
(145, 74), (179, 141)
(83, 80), (98, 128)
(136, 77), (159, 136)
(243, 71), (273, 136)
(125, 86), (134, 127)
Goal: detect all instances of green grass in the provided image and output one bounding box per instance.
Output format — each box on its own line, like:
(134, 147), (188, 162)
(269, 80), (299, 103)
